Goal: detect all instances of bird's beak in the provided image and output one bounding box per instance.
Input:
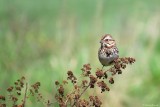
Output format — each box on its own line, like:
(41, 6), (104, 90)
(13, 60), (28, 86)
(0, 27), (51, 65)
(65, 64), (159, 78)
(109, 39), (115, 43)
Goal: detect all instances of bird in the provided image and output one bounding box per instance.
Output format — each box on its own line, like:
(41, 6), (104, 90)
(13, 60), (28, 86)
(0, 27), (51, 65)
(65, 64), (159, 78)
(98, 34), (119, 69)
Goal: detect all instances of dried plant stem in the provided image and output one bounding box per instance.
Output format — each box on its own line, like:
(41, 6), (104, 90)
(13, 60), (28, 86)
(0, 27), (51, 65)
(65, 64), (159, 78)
(71, 84), (90, 107)
(104, 65), (114, 73)
(23, 83), (28, 107)
(64, 90), (75, 106)
(79, 84), (90, 98)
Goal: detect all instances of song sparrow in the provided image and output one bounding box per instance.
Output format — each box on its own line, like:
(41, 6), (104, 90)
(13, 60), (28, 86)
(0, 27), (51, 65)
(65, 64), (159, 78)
(98, 34), (119, 68)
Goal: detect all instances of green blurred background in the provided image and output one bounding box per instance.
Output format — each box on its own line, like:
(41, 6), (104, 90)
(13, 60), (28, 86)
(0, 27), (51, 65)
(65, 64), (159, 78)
(0, 0), (160, 106)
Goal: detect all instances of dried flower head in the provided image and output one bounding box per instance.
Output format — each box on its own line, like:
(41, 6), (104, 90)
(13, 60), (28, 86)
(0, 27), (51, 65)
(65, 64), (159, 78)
(12, 96), (18, 102)
(0, 95), (5, 101)
(67, 71), (77, 84)
(81, 64), (91, 76)
(89, 75), (97, 88)
(96, 69), (104, 79)
(97, 81), (110, 93)
(7, 86), (14, 92)
(89, 96), (102, 107)
(109, 77), (114, 84)
(55, 81), (60, 86)
(58, 85), (64, 97)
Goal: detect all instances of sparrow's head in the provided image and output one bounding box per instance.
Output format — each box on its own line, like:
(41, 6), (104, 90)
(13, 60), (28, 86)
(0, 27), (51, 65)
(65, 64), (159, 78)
(100, 34), (116, 48)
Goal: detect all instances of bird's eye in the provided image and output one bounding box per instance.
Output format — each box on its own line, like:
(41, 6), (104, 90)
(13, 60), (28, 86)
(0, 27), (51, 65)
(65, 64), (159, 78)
(105, 39), (108, 41)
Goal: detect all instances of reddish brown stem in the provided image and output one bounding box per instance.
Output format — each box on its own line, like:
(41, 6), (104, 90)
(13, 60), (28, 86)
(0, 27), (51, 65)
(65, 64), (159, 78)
(71, 84), (90, 107)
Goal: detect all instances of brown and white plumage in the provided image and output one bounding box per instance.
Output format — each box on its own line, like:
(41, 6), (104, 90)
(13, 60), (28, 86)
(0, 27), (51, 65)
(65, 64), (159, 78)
(98, 34), (119, 67)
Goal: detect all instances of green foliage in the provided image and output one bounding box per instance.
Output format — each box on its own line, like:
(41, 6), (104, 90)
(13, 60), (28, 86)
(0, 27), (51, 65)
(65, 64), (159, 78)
(0, 0), (160, 106)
